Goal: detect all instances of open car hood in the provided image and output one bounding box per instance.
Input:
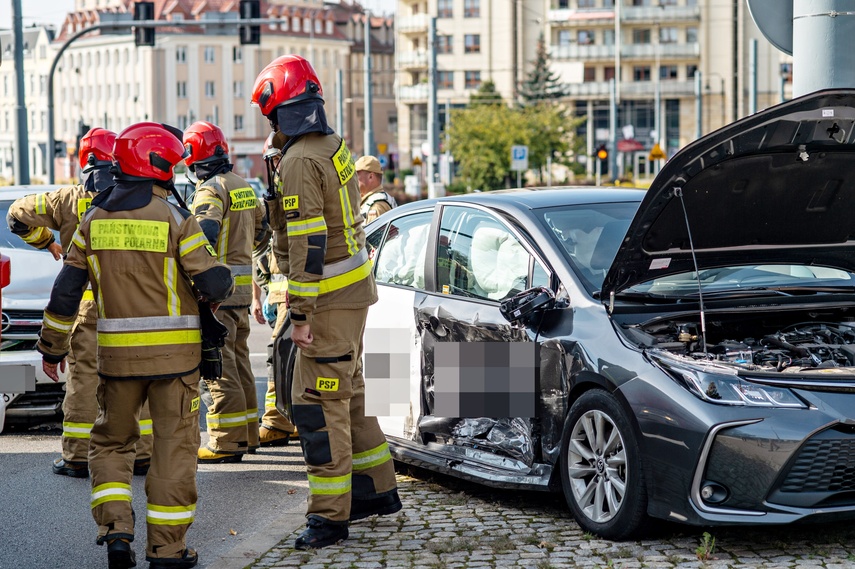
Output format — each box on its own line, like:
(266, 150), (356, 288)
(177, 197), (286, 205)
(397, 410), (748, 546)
(602, 89), (855, 297)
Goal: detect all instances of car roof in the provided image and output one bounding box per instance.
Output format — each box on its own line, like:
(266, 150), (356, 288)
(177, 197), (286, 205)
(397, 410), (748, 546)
(0, 185), (65, 201)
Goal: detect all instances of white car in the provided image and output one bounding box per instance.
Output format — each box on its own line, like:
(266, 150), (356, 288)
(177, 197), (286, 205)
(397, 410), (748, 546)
(0, 186), (67, 432)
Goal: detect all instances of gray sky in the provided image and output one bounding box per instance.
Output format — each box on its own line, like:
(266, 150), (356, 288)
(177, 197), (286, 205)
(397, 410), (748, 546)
(0, 0), (397, 32)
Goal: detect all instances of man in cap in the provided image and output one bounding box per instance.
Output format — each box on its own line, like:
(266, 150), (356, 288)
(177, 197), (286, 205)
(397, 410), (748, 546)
(355, 155), (396, 224)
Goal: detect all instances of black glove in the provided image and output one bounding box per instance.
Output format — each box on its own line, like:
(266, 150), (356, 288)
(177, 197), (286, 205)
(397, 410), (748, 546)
(200, 342), (222, 381)
(198, 301), (228, 380)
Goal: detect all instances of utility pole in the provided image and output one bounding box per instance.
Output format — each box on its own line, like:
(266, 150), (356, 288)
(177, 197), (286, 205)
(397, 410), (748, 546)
(12, 0), (30, 184)
(695, 70), (702, 140)
(336, 69), (344, 137)
(427, 16), (441, 198)
(363, 10), (374, 157)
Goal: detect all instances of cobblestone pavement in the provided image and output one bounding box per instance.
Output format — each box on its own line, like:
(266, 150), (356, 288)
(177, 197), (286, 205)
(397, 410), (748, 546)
(242, 468), (855, 569)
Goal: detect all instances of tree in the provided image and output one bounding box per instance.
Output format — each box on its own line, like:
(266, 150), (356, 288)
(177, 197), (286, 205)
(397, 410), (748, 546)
(519, 33), (565, 105)
(469, 79), (503, 106)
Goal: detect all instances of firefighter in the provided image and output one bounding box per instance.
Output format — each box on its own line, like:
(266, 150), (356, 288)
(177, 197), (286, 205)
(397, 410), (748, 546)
(251, 54), (402, 550)
(37, 122), (233, 569)
(255, 131), (299, 446)
(355, 155), (396, 224)
(7, 128), (153, 478)
(183, 121), (271, 463)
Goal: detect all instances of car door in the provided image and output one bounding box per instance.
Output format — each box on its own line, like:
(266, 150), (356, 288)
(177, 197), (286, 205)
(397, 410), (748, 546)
(415, 204), (551, 466)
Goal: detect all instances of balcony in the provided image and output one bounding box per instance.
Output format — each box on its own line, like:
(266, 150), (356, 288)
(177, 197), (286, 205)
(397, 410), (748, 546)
(622, 5), (700, 23)
(397, 13), (430, 34)
(548, 8), (615, 25)
(398, 50), (428, 70)
(621, 42), (700, 59)
(398, 83), (429, 102)
(550, 43), (615, 61)
(563, 80), (697, 99)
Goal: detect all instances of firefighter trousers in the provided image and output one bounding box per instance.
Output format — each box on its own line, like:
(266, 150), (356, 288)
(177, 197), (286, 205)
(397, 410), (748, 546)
(203, 307), (258, 453)
(291, 307), (397, 524)
(261, 304), (297, 433)
(89, 372), (200, 559)
(64, 316), (152, 464)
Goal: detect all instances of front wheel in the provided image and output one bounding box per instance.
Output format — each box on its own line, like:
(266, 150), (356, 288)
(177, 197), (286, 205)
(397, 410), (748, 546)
(560, 389), (648, 540)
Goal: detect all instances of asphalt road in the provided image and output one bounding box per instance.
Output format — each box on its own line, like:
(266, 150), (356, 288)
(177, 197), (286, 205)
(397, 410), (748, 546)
(0, 319), (309, 569)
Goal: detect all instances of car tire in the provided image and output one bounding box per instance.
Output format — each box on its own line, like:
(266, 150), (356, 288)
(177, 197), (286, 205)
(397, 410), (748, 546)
(559, 389), (648, 540)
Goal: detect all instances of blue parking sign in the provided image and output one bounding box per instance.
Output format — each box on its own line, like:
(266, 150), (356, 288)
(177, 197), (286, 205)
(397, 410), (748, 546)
(511, 145), (528, 171)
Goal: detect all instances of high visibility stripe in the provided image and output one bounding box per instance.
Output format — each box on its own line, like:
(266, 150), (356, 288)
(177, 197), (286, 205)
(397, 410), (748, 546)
(72, 229), (86, 251)
(265, 392), (276, 409)
(307, 472), (352, 496)
(35, 193), (47, 214)
(147, 503), (196, 526)
(81, 289), (95, 301)
(268, 280), (287, 293)
(318, 258), (372, 294)
(22, 227), (50, 244)
(352, 441), (392, 471)
(91, 482), (132, 508)
(87, 255), (105, 318)
(286, 216), (327, 237)
(194, 196), (223, 211)
(234, 275), (252, 286)
(246, 407), (258, 421)
(323, 249), (368, 279)
(218, 217), (230, 263)
(139, 418), (153, 436)
(43, 313), (74, 333)
(179, 232), (208, 257)
(231, 264), (253, 275)
(97, 315), (200, 332)
(164, 258), (180, 317)
(288, 281), (320, 298)
(338, 187), (358, 256)
(206, 410), (248, 428)
(98, 329), (201, 348)
(62, 421), (93, 439)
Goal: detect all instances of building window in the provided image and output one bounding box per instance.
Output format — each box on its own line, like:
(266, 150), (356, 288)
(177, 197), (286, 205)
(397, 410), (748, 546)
(583, 67), (596, 82)
(632, 29), (651, 44)
(234, 114), (244, 131)
(464, 34), (480, 53)
(204, 46), (215, 63)
(315, 19), (322, 34)
(577, 30), (594, 45)
(659, 27), (678, 44)
(557, 0), (569, 7)
(205, 81), (215, 98)
(304, 18), (310, 33)
(633, 66), (651, 81)
(438, 0), (453, 18)
(578, 0), (595, 7)
(233, 46), (243, 63)
(465, 70), (481, 89)
(604, 66), (615, 81)
(233, 80), (244, 99)
(660, 65), (678, 80)
(603, 29), (615, 45)
(39, 75), (46, 95)
(558, 30), (571, 46)
(464, 0), (480, 17)
(176, 46), (187, 63)
(686, 26), (698, 43)
(177, 115), (189, 130)
(438, 70), (454, 89)
(205, 115), (214, 123)
(687, 64), (698, 80)
(293, 16), (300, 32)
(437, 35), (453, 54)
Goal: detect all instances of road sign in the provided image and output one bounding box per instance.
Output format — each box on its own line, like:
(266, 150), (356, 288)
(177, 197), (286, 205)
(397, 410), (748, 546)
(649, 143), (666, 161)
(511, 145), (528, 171)
(378, 143), (387, 154)
(378, 155), (388, 168)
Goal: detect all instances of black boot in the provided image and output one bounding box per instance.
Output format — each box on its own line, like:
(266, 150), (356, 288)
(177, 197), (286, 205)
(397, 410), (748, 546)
(146, 548), (198, 569)
(106, 538), (136, 569)
(350, 490), (403, 521)
(294, 518), (348, 550)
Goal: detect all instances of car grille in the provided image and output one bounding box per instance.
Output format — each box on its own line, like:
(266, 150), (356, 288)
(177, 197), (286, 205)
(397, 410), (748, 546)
(779, 427), (855, 493)
(1, 309), (44, 337)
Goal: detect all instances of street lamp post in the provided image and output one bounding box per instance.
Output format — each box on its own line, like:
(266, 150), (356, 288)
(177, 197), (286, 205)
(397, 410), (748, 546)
(704, 72), (725, 134)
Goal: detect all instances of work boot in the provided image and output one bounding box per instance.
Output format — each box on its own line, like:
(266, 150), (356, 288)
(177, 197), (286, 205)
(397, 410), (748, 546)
(247, 445), (259, 455)
(259, 426), (296, 447)
(294, 518), (348, 550)
(350, 490), (403, 521)
(146, 547), (198, 569)
(106, 538), (136, 569)
(197, 447), (243, 464)
(133, 458), (150, 476)
(52, 458), (89, 478)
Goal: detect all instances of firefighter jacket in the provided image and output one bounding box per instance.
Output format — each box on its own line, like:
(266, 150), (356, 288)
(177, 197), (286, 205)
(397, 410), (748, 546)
(37, 185), (233, 380)
(8, 184), (99, 323)
(359, 190), (397, 224)
(267, 132), (377, 326)
(193, 170), (271, 309)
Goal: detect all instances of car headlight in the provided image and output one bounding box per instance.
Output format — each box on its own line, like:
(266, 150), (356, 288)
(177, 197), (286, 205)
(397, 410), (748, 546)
(648, 350), (807, 408)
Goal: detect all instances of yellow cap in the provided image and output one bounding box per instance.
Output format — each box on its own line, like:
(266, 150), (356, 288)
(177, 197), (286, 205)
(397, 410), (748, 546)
(355, 155), (382, 174)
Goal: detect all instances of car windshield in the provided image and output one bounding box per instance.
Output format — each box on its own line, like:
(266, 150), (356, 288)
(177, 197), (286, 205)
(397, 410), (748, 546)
(624, 265), (855, 296)
(540, 202), (638, 292)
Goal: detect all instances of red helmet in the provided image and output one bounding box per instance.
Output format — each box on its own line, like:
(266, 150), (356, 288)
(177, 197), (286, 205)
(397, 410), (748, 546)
(112, 122), (188, 182)
(262, 131), (285, 160)
(251, 54), (323, 117)
(183, 121), (229, 167)
(78, 127), (116, 171)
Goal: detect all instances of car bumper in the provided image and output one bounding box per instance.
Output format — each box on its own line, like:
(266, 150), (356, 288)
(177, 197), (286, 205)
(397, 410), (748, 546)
(0, 350), (66, 432)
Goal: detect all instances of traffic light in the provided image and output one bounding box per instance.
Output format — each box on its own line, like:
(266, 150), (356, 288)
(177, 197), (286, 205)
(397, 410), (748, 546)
(596, 144), (608, 161)
(239, 0), (261, 45)
(75, 121), (90, 163)
(134, 1), (155, 47)
(53, 141), (67, 158)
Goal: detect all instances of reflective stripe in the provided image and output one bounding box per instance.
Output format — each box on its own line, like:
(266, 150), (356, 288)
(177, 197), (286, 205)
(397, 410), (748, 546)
(286, 216), (327, 237)
(318, 258), (372, 295)
(234, 275), (253, 286)
(352, 441), (392, 470)
(323, 248), (369, 279)
(288, 281), (319, 298)
(139, 418), (153, 436)
(194, 196), (223, 210)
(164, 258), (180, 316)
(72, 228), (86, 251)
(81, 289), (95, 301)
(231, 264), (253, 275)
(147, 503), (196, 526)
(98, 329), (201, 348)
(91, 482), (132, 508)
(22, 227), (50, 244)
(246, 408), (258, 421)
(62, 421), (93, 439)
(43, 313), (74, 333)
(87, 255), (105, 318)
(307, 472), (352, 496)
(268, 280), (287, 293)
(218, 217), (230, 263)
(179, 232), (208, 256)
(265, 392), (276, 409)
(97, 315), (200, 332)
(35, 193), (47, 215)
(206, 410), (248, 429)
(338, 187), (358, 256)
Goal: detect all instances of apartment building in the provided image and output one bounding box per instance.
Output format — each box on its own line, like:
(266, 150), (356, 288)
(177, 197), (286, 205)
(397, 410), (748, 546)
(0, 26), (55, 182)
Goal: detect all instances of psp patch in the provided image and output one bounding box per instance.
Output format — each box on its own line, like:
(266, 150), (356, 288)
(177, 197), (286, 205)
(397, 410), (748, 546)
(282, 195), (299, 210)
(316, 377), (339, 392)
(190, 396), (200, 413)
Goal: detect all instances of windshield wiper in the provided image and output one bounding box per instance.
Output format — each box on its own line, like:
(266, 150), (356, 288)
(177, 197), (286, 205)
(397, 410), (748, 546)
(678, 285), (855, 299)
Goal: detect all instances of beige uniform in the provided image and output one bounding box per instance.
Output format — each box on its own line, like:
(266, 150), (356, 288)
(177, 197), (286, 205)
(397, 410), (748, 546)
(8, 187), (153, 465)
(37, 185), (232, 559)
(270, 132), (397, 524)
(193, 170), (270, 453)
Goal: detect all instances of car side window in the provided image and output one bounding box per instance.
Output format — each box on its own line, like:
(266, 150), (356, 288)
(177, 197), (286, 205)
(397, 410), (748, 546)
(366, 223), (387, 262)
(437, 206), (532, 301)
(374, 212), (432, 289)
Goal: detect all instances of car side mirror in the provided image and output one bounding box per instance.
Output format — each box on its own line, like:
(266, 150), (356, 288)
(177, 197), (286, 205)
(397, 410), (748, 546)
(499, 286), (556, 325)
